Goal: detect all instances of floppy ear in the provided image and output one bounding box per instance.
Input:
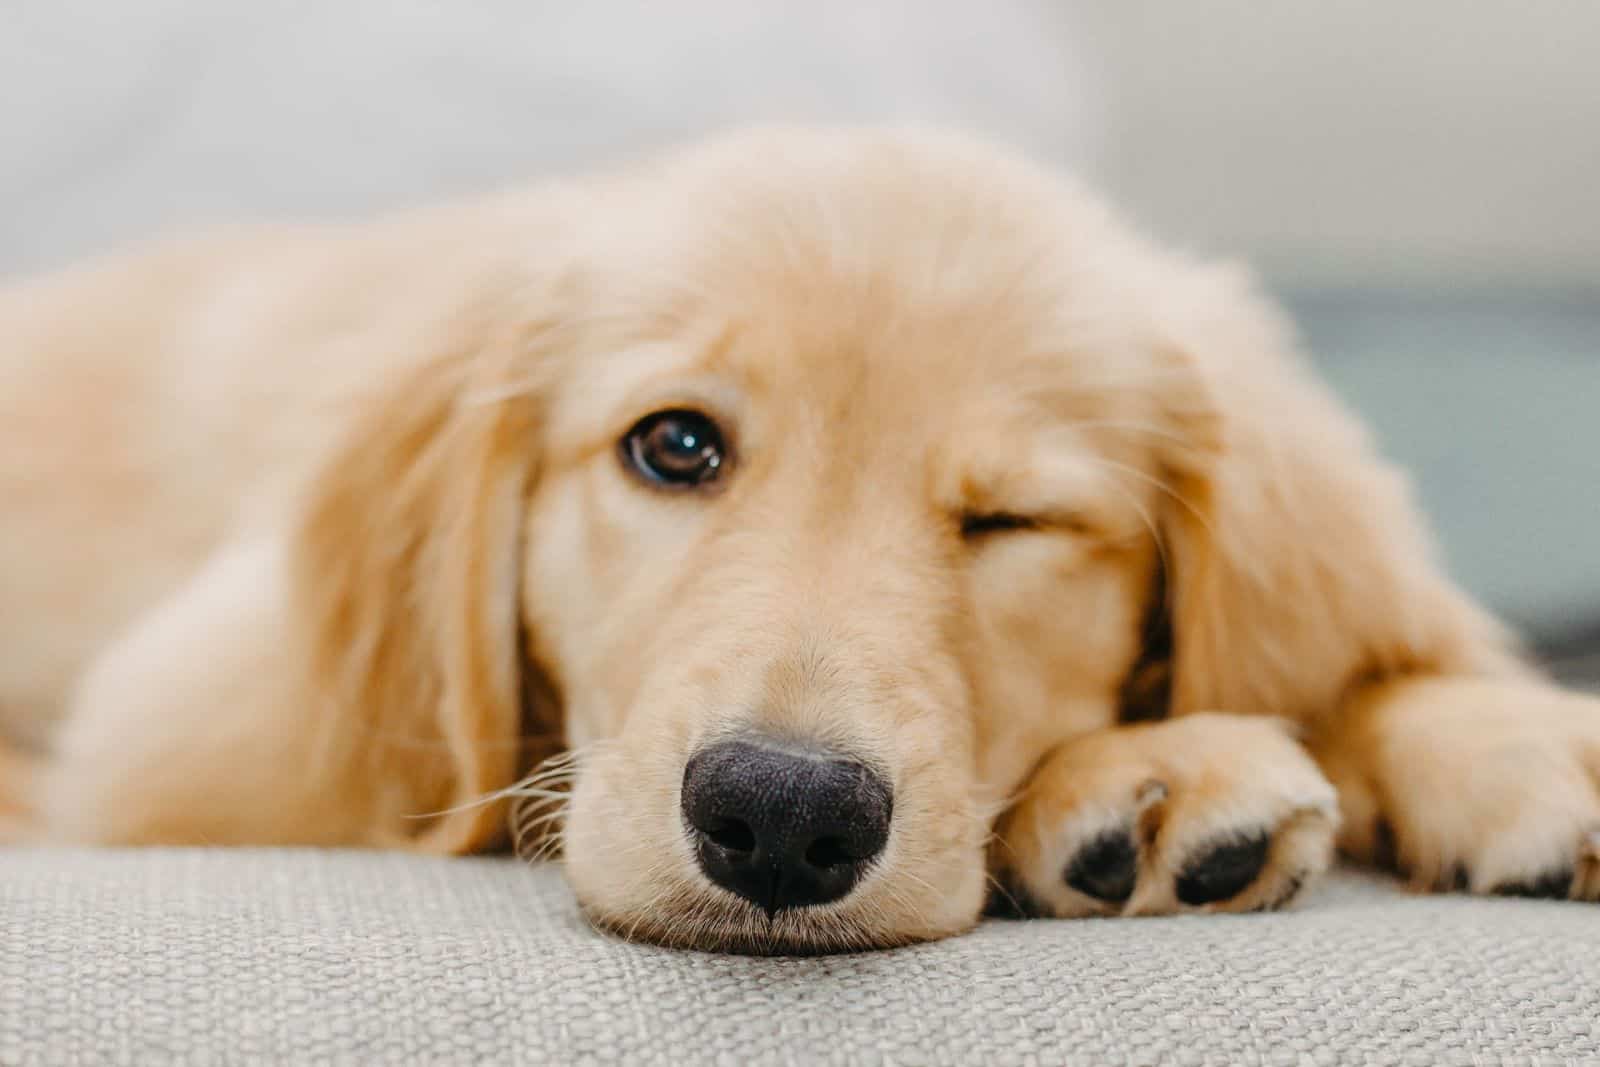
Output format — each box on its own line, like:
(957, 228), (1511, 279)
(288, 325), (555, 854)
(1152, 264), (1522, 723)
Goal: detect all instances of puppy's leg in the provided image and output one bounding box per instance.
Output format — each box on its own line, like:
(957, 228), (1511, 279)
(990, 713), (1338, 917)
(38, 538), (398, 847)
(1313, 677), (1600, 900)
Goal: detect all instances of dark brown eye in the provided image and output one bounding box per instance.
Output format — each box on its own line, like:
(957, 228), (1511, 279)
(621, 409), (728, 489)
(960, 512), (1037, 539)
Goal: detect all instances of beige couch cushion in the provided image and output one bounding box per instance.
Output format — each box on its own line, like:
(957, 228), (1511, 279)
(3, 848), (1596, 1065)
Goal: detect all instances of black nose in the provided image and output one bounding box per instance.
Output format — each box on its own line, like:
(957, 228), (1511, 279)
(681, 738), (893, 914)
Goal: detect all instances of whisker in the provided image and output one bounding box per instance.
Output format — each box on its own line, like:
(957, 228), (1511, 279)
(1093, 456), (1213, 536)
(514, 803), (569, 864)
(506, 758), (593, 864)
(894, 868), (941, 899)
(513, 809), (572, 833)
(497, 784), (576, 800)
(983, 870), (1029, 917)
(1096, 468), (1172, 607)
(403, 744), (591, 822)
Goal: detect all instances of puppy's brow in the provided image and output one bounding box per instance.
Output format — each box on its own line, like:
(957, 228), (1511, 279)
(694, 319), (744, 376)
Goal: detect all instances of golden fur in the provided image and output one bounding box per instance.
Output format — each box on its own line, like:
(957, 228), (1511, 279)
(2, 126), (1596, 951)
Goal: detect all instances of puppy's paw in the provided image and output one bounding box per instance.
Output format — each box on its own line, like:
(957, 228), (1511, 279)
(990, 713), (1338, 918)
(1316, 677), (1600, 901)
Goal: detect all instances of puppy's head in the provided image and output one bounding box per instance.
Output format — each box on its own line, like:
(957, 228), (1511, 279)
(293, 127), (1505, 952)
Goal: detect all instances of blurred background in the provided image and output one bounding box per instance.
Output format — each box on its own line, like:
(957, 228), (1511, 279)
(4, 1), (1596, 680)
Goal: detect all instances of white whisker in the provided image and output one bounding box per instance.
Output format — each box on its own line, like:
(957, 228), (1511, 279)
(1096, 467), (1172, 606)
(404, 744), (591, 825)
(1093, 456), (1213, 536)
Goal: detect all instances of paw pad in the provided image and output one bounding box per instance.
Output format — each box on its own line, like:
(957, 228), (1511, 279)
(1063, 828), (1138, 904)
(1175, 832), (1271, 906)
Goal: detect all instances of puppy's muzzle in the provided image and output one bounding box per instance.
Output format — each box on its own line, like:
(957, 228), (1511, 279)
(680, 738), (892, 915)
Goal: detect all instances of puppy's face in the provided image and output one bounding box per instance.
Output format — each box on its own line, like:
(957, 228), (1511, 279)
(508, 131), (1200, 951)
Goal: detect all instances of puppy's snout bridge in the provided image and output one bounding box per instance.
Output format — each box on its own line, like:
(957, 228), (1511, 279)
(680, 738), (893, 914)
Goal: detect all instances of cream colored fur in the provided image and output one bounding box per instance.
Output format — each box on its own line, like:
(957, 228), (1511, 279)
(2, 126), (1596, 951)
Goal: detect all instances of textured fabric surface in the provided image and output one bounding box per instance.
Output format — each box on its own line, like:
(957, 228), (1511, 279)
(2, 850), (1597, 1065)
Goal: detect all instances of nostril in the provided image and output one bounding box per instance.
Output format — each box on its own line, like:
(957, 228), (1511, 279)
(803, 835), (855, 870)
(704, 817), (756, 854)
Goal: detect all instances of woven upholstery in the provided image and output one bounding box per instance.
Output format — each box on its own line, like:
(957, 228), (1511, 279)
(3, 848), (1596, 1065)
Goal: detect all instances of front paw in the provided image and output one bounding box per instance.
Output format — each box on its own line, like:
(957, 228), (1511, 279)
(990, 713), (1338, 918)
(1316, 677), (1600, 901)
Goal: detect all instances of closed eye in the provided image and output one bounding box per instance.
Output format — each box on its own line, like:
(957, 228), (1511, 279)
(959, 512), (1039, 539)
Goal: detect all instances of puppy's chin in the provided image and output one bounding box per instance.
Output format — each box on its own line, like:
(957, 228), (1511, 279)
(560, 751), (990, 954)
(572, 852), (989, 955)
(579, 894), (952, 956)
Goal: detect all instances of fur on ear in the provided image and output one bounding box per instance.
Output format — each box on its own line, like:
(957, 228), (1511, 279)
(288, 325), (553, 854)
(1150, 263), (1527, 726)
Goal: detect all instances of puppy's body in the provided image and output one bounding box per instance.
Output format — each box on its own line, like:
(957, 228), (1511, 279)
(0, 206), (549, 842)
(2, 127), (1597, 951)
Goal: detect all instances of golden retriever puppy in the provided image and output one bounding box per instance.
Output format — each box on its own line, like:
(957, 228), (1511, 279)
(2, 126), (1597, 951)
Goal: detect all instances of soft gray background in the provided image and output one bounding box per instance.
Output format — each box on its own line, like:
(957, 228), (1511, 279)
(3, 1), (1596, 657)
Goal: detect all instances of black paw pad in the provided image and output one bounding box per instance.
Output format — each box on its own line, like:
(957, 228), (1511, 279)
(1064, 827), (1138, 904)
(1176, 831), (1271, 905)
(1492, 868), (1573, 899)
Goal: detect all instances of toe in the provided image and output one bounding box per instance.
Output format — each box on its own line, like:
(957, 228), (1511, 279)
(1175, 831), (1271, 906)
(1063, 827), (1138, 905)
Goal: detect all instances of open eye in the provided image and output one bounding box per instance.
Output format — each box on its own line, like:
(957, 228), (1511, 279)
(959, 511), (1038, 539)
(620, 409), (729, 489)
